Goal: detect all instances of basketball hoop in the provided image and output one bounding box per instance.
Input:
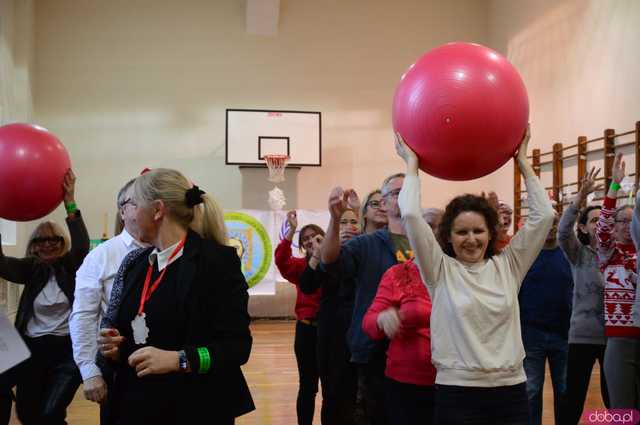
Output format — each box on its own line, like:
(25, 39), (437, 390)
(264, 154), (289, 183)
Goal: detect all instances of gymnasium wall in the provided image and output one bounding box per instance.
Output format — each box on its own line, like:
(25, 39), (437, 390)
(31, 0), (490, 241)
(0, 0), (34, 318)
(486, 0), (640, 206)
(25, 0), (490, 318)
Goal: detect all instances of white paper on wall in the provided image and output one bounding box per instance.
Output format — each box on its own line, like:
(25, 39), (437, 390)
(0, 219), (16, 246)
(224, 209), (330, 295)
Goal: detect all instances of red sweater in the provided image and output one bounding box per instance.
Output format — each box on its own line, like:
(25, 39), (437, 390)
(596, 196), (640, 337)
(274, 239), (321, 321)
(362, 261), (436, 386)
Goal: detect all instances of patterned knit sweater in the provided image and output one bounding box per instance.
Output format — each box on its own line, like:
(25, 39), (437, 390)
(596, 196), (640, 337)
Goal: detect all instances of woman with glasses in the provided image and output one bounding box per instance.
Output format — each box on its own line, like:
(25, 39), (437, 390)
(596, 153), (640, 410)
(322, 175), (409, 425)
(69, 178), (147, 425)
(0, 169), (90, 425)
(360, 190), (388, 234)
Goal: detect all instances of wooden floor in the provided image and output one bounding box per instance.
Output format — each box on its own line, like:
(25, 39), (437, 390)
(10, 320), (607, 424)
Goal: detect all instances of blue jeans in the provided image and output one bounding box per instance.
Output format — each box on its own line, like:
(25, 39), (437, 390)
(522, 326), (569, 425)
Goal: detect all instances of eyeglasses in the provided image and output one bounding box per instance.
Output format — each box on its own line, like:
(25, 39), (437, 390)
(120, 198), (136, 208)
(33, 236), (64, 245)
(367, 200), (381, 209)
(382, 189), (401, 199)
(615, 219), (632, 224)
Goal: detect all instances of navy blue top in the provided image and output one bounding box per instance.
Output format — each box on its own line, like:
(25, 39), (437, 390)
(323, 229), (398, 363)
(519, 247), (574, 337)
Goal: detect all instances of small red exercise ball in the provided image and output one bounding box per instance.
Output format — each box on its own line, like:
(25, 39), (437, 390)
(0, 123), (71, 221)
(392, 42), (529, 181)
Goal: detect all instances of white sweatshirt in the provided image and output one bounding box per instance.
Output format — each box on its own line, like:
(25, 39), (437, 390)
(398, 174), (555, 387)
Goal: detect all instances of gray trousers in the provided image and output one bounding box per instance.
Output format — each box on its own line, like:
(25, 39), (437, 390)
(604, 337), (640, 408)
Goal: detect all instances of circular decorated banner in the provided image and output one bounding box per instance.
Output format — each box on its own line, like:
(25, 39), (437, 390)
(224, 212), (273, 288)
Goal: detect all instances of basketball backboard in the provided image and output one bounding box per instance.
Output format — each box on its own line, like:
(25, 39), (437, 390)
(225, 109), (321, 167)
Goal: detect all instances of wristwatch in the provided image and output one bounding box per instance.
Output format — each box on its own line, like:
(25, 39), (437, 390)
(178, 350), (189, 372)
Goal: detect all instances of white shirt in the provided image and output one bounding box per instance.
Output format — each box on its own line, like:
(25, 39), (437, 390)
(148, 239), (184, 271)
(398, 174), (554, 387)
(26, 274), (71, 338)
(69, 229), (144, 381)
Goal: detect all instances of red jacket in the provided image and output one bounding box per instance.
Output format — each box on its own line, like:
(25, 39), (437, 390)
(362, 261), (436, 386)
(274, 239), (321, 321)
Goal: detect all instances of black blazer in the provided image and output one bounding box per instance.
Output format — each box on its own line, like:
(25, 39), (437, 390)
(113, 229), (255, 421)
(0, 212), (90, 335)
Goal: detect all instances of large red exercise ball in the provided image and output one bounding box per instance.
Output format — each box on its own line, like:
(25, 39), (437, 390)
(392, 42), (529, 181)
(0, 123), (71, 221)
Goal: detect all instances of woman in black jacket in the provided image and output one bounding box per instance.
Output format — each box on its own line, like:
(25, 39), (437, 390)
(99, 168), (254, 425)
(0, 170), (90, 425)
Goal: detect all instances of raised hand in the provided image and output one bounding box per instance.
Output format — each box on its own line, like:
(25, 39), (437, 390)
(312, 234), (324, 254)
(308, 234), (325, 269)
(515, 124), (538, 180)
(63, 169), (76, 204)
(328, 187), (350, 220)
(516, 124), (531, 164)
(346, 190), (361, 212)
(286, 210), (298, 230)
(394, 133), (419, 175)
(612, 153), (626, 184)
(284, 210), (298, 241)
(576, 166), (602, 204)
(482, 191), (500, 212)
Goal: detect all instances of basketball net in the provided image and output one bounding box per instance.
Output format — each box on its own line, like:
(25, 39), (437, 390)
(265, 155), (289, 211)
(265, 154), (288, 183)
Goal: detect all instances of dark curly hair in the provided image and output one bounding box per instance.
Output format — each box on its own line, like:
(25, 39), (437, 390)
(437, 194), (499, 259)
(577, 205), (601, 246)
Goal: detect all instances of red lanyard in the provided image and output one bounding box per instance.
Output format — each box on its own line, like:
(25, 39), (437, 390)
(137, 238), (186, 316)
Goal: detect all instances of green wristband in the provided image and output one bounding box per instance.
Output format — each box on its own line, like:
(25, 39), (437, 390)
(197, 347), (211, 374)
(610, 182), (622, 192)
(65, 201), (77, 214)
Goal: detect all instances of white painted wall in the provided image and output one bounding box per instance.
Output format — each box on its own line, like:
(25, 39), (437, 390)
(32, 0), (490, 239)
(0, 0), (35, 316)
(488, 0), (640, 206)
